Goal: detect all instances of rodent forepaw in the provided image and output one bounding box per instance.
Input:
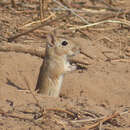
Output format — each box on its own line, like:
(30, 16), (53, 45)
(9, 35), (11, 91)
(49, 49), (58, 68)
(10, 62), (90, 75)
(70, 64), (77, 71)
(65, 62), (77, 72)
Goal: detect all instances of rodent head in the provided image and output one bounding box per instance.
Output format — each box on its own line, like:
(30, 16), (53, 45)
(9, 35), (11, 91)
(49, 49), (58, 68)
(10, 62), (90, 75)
(46, 30), (80, 58)
(55, 37), (80, 57)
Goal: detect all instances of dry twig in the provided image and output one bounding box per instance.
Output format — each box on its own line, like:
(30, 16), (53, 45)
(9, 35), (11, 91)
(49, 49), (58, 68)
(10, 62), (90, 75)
(52, 0), (89, 24)
(0, 43), (89, 67)
(11, 0), (16, 8)
(70, 116), (105, 123)
(110, 58), (130, 63)
(19, 12), (55, 29)
(46, 108), (75, 117)
(0, 43), (45, 58)
(69, 19), (130, 30)
(8, 13), (69, 42)
(0, 108), (44, 129)
(22, 75), (43, 111)
(39, 0), (49, 19)
(80, 110), (129, 130)
(80, 51), (93, 60)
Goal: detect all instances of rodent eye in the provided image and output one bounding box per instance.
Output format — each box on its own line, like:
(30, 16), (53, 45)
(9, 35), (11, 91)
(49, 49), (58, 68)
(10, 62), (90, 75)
(61, 41), (68, 46)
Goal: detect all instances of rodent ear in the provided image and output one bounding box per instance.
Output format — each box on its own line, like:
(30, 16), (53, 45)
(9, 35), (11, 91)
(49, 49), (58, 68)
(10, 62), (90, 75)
(46, 29), (57, 47)
(46, 33), (55, 47)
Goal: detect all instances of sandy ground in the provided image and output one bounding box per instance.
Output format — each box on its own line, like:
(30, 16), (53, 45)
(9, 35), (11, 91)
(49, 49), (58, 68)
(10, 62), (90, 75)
(0, 0), (130, 130)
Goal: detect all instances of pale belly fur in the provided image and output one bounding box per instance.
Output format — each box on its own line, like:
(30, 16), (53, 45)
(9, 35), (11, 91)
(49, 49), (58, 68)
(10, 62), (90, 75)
(48, 75), (63, 97)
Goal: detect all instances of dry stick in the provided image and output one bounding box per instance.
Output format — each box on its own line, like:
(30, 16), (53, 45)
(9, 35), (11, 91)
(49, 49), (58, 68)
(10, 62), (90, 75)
(102, 50), (117, 61)
(80, 51), (93, 60)
(81, 111), (120, 130)
(39, 0), (44, 19)
(0, 43), (90, 67)
(89, 26), (121, 31)
(1, 0), (16, 7)
(110, 58), (130, 63)
(81, 110), (129, 130)
(8, 13), (69, 42)
(11, 0), (16, 8)
(46, 108), (75, 117)
(85, 6), (122, 12)
(20, 74), (76, 120)
(23, 76), (75, 119)
(0, 43), (45, 58)
(70, 116), (105, 123)
(53, 6), (118, 14)
(102, 51), (130, 63)
(98, 11), (124, 22)
(99, 0), (121, 12)
(19, 13), (55, 29)
(52, 0), (89, 24)
(22, 75), (43, 112)
(77, 29), (91, 40)
(0, 109), (44, 129)
(39, 0), (48, 20)
(69, 19), (130, 30)
(51, 118), (67, 128)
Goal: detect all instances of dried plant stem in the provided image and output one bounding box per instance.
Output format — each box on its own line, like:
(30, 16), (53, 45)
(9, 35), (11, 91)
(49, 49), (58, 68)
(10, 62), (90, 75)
(52, 0), (89, 24)
(8, 13), (69, 42)
(0, 43), (45, 58)
(11, 0), (16, 8)
(39, 0), (44, 19)
(0, 43), (89, 67)
(39, 0), (50, 20)
(110, 58), (130, 63)
(20, 12), (55, 29)
(0, 108), (44, 129)
(46, 108), (75, 117)
(80, 51), (93, 59)
(70, 116), (105, 123)
(22, 75), (43, 111)
(81, 111), (128, 130)
(69, 20), (130, 30)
